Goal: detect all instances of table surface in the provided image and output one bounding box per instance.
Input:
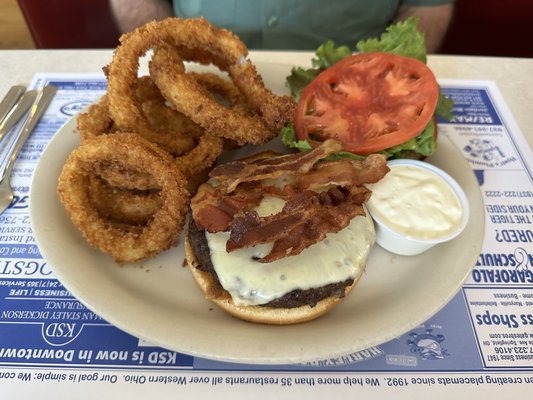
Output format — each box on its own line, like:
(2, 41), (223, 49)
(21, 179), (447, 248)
(0, 50), (532, 149)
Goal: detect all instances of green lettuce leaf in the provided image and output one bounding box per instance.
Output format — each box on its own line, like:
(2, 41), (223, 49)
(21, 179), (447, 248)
(286, 41), (350, 101)
(436, 88), (455, 121)
(286, 17), (429, 99)
(284, 17), (453, 158)
(285, 68), (320, 101)
(378, 119), (437, 159)
(355, 17), (427, 63)
(282, 125), (365, 160)
(281, 121), (436, 161)
(312, 40), (352, 69)
(281, 125), (312, 152)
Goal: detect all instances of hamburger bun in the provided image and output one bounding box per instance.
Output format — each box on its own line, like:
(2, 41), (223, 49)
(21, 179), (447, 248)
(184, 210), (374, 325)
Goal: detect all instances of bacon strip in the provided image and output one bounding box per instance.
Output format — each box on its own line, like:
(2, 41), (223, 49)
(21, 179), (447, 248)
(191, 183), (264, 232)
(226, 186), (371, 262)
(297, 153), (389, 190)
(209, 139), (343, 192)
(190, 142), (390, 262)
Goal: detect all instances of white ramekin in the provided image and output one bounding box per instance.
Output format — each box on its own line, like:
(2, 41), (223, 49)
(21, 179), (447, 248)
(366, 159), (470, 256)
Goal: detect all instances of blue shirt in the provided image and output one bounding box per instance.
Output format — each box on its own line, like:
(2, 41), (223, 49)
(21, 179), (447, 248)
(173, 0), (453, 49)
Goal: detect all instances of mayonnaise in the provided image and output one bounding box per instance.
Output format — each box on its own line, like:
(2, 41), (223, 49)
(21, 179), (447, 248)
(206, 196), (375, 306)
(367, 163), (463, 240)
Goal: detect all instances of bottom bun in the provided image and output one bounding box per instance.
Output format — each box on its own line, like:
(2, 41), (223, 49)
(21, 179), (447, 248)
(184, 231), (362, 325)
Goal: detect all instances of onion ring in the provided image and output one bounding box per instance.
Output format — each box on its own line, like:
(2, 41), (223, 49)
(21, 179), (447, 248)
(79, 72), (225, 190)
(92, 128), (176, 191)
(141, 99), (203, 142)
(149, 43), (273, 145)
(77, 95), (119, 140)
(58, 133), (190, 263)
(175, 133), (224, 179)
(228, 61), (295, 133)
(88, 176), (162, 225)
(92, 130), (223, 192)
(136, 76), (205, 142)
(106, 17), (294, 146)
(135, 75), (163, 101)
(93, 164), (157, 191)
(77, 78), (198, 156)
(187, 71), (253, 116)
(104, 70), (197, 155)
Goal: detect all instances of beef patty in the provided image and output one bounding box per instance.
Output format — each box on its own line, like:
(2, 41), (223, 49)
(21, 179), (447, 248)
(186, 218), (353, 309)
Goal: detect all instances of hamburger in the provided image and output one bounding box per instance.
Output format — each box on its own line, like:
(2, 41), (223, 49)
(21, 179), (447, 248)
(185, 139), (389, 324)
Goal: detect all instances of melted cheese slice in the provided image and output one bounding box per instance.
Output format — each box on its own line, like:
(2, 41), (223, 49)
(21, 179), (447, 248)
(206, 196), (375, 306)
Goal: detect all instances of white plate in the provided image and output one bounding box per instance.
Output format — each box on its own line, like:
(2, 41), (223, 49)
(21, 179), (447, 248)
(29, 64), (484, 364)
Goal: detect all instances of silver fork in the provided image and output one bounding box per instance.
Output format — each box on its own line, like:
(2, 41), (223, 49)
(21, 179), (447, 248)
(0, 85), (57, 215)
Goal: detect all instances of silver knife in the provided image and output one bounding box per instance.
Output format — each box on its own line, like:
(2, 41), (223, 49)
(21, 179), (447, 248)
(0, 85), (57, 215)
(0, 90), (39, 143)
(0, 85), (26, 126)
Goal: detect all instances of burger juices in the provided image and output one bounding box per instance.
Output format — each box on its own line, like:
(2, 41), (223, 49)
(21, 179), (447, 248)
(186, 140), (389, 324)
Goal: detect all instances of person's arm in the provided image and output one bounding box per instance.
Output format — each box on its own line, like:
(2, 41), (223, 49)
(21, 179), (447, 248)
(109, 0), (174, 33)
(394, 4), (454, 53)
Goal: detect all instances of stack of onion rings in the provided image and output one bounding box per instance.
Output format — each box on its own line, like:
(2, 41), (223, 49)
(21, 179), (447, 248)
(59, 17), (294, 264)
(107, 17), (294, 145)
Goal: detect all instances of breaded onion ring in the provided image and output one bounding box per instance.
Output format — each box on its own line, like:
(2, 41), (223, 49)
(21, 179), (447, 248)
(149, 44), (272, 145)
(92, 130), (223, 192)
(106, 17), (294, 146)
(175, 133), (224, 179)
(90, 76), (224, 190)
(229, 61), (295, 133)
(187, 71), (253, 116)
(93, 164), (157, 191)
(78, 73), (224, 191)
(104, 70), (197, 155)
(77, 95), (119, 140)
(58, 133), (190, 263)
(141, 99), (203, 142)
(135, 75), (162, 100)
(92, 129), (176, 191)
(77, 79), (198, 156)
(136, 76), (204, 142)
(88, 176), (162, 225)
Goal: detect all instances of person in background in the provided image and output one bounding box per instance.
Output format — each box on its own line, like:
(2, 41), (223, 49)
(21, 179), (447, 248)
(109, 0), (454, 53)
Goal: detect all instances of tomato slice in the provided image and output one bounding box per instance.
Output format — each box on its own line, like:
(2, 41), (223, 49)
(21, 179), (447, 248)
(294, 52), (439, 155)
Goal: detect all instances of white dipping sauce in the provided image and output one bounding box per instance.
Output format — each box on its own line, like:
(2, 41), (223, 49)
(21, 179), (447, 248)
(206, 196), (375, 306)
(367, 164), (463, 240)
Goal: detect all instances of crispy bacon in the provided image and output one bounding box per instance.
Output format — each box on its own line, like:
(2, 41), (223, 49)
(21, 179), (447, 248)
(209, 139), (343, 192)
(190, 141), (390, 262)
(194, 204), (234, 233)
(226, 186), (371, 262)
(191, 183), (264, 232)
(297, 153), (389, 190)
